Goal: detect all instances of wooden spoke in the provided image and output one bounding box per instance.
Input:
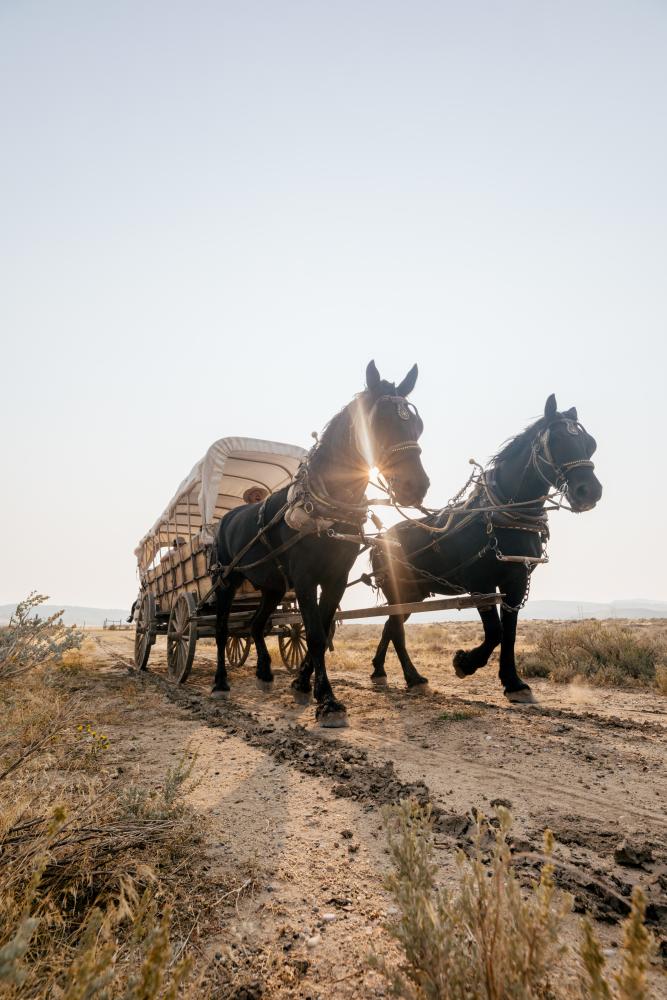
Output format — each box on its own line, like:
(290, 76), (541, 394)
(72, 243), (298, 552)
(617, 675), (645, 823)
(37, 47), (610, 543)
(133, 593), (155, 671)
(278, 622), (308, 673)
(167, 593), (198, 684)
(225, 634), (251, 668)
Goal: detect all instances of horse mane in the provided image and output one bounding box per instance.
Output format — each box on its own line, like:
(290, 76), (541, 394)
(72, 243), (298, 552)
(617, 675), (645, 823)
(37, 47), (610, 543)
(491, 414), (547, 466)
(317, 401), (355, 449)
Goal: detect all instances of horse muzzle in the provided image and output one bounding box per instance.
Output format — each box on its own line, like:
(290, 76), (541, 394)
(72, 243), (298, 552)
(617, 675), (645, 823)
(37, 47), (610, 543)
(386, 469), (430, 508)
(566, 473), (602, 512)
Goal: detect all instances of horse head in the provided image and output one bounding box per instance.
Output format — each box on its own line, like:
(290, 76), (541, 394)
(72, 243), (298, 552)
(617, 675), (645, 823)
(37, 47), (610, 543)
(356, 360), (430, 507)
(534, 394), (602, 512)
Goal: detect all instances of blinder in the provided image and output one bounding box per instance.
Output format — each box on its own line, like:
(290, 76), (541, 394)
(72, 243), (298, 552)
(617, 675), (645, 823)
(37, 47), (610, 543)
(533, 417), (595, 489)
(367, 395), (423, 473)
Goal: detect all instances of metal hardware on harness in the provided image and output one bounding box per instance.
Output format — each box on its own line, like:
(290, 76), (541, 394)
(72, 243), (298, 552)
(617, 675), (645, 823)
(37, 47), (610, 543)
(326, 528), (401, 549)
(495, 553), (549, 566)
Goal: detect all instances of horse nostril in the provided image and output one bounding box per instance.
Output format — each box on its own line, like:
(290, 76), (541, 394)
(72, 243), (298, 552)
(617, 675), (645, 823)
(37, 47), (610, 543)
(575, 483), (589, 500)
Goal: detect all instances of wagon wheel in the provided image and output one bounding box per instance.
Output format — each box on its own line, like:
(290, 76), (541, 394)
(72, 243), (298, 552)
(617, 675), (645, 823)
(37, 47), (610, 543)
(278, 622), (308, 673)
(134, 593), (155, 671)
(226, 634), (251, 668)
(167, 593), (198, 684)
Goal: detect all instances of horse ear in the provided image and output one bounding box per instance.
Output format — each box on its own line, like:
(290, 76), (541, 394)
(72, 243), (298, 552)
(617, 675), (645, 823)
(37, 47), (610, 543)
(396, 363), (418, 397)
(563, 406), (578, 421)
(544, 394), (558, 420)
(366, 360), (381, 390)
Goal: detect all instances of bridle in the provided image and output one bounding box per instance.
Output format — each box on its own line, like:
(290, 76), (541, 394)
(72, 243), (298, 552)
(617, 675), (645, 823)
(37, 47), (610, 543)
(351, 394), (423, 476)
(530, 418), (595, 492)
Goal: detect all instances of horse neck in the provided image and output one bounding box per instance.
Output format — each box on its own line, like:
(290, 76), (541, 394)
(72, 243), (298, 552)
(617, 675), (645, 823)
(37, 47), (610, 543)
(492, 442), (548, 510)
(308, 404), (369, 503)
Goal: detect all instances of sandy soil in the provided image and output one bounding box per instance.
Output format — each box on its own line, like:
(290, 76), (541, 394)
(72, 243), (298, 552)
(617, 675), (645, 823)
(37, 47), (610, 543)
(90, 622), (667, 997)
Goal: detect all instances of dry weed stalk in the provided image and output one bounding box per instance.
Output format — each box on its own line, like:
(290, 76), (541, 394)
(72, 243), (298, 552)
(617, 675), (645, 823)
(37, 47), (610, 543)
(373, 802), (656, 1000)
(0, 659), (208, 996)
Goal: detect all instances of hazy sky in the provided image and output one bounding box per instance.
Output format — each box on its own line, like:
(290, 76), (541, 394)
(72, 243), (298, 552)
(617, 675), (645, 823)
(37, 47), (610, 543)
(2, 1), (666, 610)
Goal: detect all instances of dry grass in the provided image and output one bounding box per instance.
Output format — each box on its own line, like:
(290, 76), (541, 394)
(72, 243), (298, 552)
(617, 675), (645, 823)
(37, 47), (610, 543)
(0, 673), (210, 997)
(373, 802), (656, 1000)
(517, 621), (667, 690)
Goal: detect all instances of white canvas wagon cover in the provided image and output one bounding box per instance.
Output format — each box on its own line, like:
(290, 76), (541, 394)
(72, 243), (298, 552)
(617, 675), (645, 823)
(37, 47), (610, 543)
(135, 437), (307, 572)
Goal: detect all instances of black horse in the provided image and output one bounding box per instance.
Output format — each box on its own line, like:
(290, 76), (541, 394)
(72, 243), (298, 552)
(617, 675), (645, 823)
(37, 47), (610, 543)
(369, 395), (602, 703)
(212, 361), (430, 727)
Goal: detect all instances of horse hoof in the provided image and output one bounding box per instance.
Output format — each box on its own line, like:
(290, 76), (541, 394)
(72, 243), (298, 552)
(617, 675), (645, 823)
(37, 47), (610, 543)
(292, 688), (312, 705)
(453, 650), (469, 678)
(505, 687), (537, 705)
(255, 678), (273, 692)
(318, 711), (349, 729)
(407, 679), (429, 694)
(370, 675), (388, 687)
(210, 688), (230, 700)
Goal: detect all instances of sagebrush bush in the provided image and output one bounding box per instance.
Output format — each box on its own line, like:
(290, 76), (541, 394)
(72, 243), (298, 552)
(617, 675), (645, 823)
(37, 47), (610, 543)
(373, 802), (655, 1000)
(0, 593), (82, 682)
(520, 621), (666, 689)
(371, 802), (571, 999)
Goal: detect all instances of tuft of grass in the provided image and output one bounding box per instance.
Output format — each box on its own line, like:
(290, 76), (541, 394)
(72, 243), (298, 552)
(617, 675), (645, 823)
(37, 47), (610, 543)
(519, 622), (666, 690)
(372, 801), (656, 1000)
(437, 708), (481, 722)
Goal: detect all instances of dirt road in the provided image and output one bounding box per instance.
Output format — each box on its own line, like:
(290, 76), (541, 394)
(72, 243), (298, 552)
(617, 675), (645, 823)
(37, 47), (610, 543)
(91, 624), (667, 997)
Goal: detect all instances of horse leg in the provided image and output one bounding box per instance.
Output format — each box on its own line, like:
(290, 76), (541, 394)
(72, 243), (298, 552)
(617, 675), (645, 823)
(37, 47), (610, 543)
(499, 587), (536, 704)
(251, 588), (284, 690)
(294, 581), (348, 727)
(370, 620), (392, 685)
(291, 652), (314, 702)
(453, 606), (502, 678)
(386, 613), (429, 689)
(212, 581), (239, 696)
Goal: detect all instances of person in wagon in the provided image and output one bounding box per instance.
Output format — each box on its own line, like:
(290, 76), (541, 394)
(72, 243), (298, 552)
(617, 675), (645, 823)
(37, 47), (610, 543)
(243, 486), (269, 505)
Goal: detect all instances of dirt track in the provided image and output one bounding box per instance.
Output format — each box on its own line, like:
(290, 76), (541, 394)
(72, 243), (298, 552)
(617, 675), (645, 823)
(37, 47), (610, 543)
(91, 624), (667, 997)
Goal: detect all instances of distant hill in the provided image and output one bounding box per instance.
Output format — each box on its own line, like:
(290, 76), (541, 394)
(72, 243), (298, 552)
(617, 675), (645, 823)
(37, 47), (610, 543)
(344, 598), (667, 623)
(1, 598), (665, 628)
(0, 604), (130, 627)
(513, 599), (667, 621)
